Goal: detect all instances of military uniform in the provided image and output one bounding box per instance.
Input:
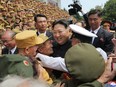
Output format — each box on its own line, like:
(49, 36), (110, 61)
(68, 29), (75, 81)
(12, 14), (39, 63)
(14, 30), (53, 84)
(63, 43), (105, 87)
(0, 54), (33, 81)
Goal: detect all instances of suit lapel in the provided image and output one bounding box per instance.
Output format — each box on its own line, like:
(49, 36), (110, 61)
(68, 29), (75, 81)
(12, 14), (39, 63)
(93, 28), (104, 46)
(14, 48), (19, 54)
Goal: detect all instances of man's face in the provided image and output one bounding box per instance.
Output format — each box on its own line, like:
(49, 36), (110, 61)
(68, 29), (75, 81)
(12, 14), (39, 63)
(53, 24), (70, 45)
(1, 34), (16, 49)
(38, 40), (53, 55)
(88, 14), (102, 30)
(26, 45), (38, 58)
(35, 17), (48, 32)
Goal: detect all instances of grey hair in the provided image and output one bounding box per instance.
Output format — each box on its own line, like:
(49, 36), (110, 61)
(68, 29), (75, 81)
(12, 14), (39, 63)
(0, 75), (50, 87)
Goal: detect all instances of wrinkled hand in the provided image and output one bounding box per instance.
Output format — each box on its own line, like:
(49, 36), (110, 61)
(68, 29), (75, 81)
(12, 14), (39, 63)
(33, 60), (44, 80)
(97, 57), (116, 84)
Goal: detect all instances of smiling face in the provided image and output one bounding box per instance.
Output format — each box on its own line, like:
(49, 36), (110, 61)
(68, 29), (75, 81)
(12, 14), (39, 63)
(1, 31), (16, 49)
(53, 24), (70, 45)
(37, 40), (53, 55)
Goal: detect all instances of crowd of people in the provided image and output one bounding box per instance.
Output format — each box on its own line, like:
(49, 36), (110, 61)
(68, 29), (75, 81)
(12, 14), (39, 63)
(0, 0), (116, 87)
(0, 0), (71, 32)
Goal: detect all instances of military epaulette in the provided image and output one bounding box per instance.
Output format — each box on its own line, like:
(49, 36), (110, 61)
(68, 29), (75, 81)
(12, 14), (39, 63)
(2, 54), (27, 61)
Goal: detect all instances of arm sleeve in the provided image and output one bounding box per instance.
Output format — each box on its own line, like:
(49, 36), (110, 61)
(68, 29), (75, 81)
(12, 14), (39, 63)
(78, 81), (103, 87)
(96, 48), (108, 61)
(36, 53), (68, 72)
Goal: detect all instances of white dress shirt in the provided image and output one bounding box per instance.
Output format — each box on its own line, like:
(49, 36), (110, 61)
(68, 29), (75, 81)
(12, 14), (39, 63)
(9, 46), (17, 54)
(90, 27), (100, 44)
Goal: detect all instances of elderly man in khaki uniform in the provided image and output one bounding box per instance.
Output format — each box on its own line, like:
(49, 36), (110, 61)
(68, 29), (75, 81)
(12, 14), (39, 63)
(0, 30), (53, 84)
(14, 30), (53, 84)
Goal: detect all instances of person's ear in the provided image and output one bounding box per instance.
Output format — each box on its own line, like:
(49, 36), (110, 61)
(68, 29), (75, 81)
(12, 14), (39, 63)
(25, 47), (29, 55)
(37, 46), (43, 53)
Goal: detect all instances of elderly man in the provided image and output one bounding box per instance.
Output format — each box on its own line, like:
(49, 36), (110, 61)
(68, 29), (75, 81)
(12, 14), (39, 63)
(36, 25), (116, 87)
(14, 30), (53, 84)
(36, 24), (107, 72)
(1, 30), (18, 54)
(0, 30), (52, 84)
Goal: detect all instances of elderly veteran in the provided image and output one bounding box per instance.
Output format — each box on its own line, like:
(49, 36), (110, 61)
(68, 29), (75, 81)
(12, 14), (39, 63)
(36, 25), (107, 72)
(37, 34), (53, 56)
(0, 54), (33, 81)
(14, 30), (53, 84)
(35, 25), (114, 86)
(36, 42), (115, 87)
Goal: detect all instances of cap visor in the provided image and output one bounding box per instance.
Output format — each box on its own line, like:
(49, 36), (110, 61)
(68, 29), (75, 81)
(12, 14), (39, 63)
(69, 24), (97, 37)
(36, 37), (44, 45)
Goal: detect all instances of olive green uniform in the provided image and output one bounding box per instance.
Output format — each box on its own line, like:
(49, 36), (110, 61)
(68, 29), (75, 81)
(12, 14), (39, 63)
(0, 54), (33, 81)
(63, 43), (105, 87)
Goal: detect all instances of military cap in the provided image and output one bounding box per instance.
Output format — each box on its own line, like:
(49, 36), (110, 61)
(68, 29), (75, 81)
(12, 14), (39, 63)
(0, 25), (5, 31)
(0, 18), (8, 25)
(28, 19), (33, 22)
(14, 30), (44, 48)
(0, 1), (5, 4)
(39, 34), (50, 43)
(0, 54), (33, 80)
(65, 43), (105, 82)
(69, 24), (97, 37)
(12, 28), (22, 33)
(26, 14), (33, 17)
(0, 5), (3, 9)
(5, 25), (11, 28)
(10, 10), (15, 13)
(17, 8), (24, 12)
(1, 8), (7, 11)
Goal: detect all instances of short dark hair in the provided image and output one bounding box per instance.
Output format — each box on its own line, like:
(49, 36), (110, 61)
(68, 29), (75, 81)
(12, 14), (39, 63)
(88, 9), (102, 17)
(52, 19), (70, 29)
(34, 14), (47, 22)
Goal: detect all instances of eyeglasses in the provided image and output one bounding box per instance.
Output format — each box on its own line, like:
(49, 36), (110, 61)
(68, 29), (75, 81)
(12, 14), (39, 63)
(1, 39), (13, 43)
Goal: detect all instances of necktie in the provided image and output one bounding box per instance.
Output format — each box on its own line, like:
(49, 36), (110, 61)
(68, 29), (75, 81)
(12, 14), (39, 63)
(91, 31), (95, 44)
(9, 50), (12, 54)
